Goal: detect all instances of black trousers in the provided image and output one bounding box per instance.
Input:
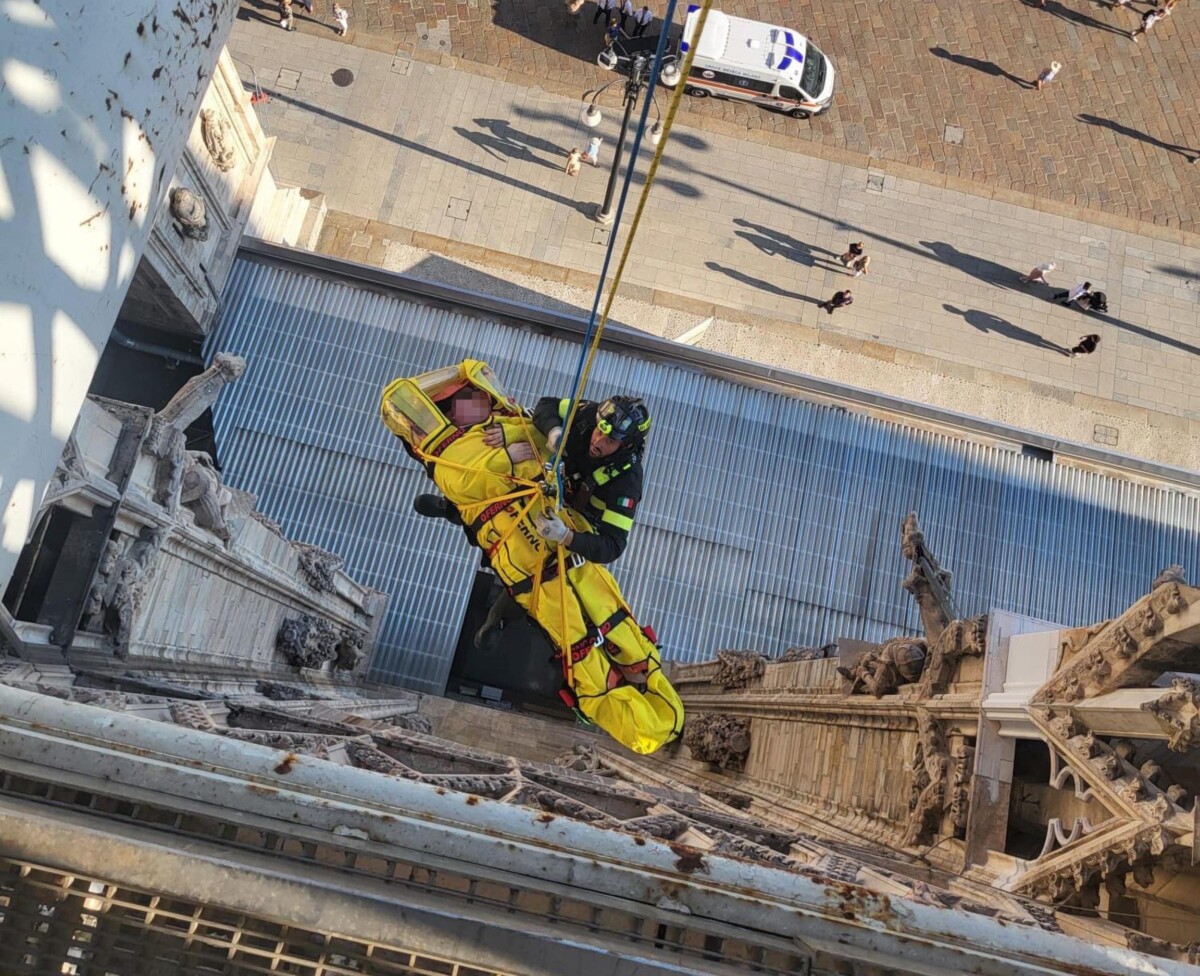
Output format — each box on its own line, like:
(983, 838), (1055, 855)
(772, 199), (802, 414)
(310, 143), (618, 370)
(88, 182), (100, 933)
(594, 4), (608, 22)
(632, 22), (647, 35)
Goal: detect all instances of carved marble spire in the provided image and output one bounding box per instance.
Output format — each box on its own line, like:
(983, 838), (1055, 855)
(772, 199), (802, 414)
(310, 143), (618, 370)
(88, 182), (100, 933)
(900, 512), (955, 642)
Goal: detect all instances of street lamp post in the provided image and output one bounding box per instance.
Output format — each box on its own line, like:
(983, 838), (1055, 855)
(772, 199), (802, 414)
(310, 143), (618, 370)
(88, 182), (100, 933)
(583, 53), (663, 226)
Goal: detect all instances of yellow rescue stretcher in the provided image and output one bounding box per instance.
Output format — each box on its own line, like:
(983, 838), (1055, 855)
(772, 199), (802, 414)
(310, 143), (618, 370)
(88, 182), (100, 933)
(380, 360), (684, 755)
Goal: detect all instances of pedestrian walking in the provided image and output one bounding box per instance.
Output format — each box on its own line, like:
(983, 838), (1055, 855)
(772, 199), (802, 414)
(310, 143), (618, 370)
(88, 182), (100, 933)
(279, 0), (296, 30)
(1054, 281), (1092, 307)
(839, 242), (864, 268)
(297, 0), (313, 12)
(565, 147), (584, 176)
(604, 15), (626, 48)
(1035, 61), (1061, 90)
(332, 1), (348, 34)
(581, 136), (603, 165)
(1019, 261), (1056, 285)
(1068, 334), (1100, 357)
(818, 290), (853, 315)
(594, 0), (615, 25)
(1112, 0), (1133, 9)
(1131, 7), (1167, 40)
(619, 0), (635, 31)
(631, 4), (653, 35)
(851, 253), (871, 277)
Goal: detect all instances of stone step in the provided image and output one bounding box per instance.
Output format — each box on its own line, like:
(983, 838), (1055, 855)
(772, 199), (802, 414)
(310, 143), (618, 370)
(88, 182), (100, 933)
(296, 189), (328, 251)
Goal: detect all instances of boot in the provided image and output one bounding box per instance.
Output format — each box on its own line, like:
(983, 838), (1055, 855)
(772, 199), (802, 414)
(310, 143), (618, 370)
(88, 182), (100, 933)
(474, 590), (519, 649)
(413, 493), (451, 520)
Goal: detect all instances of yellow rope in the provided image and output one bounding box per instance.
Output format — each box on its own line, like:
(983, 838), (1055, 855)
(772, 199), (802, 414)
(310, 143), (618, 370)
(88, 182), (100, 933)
(555, 0), (714, 459)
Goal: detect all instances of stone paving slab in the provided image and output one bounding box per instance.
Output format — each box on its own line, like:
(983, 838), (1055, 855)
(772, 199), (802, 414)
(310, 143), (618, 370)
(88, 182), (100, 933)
(230, 14), (1200, 441)
(238, 0), (1200, 232)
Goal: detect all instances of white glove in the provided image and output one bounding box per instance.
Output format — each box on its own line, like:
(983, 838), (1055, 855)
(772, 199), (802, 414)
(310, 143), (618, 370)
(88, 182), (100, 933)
(535, 512), (570, 545)
(546, 426), (563, 453)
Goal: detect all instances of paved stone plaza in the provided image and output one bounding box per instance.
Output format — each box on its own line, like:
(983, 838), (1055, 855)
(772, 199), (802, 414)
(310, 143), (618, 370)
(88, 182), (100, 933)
(239, 0), (1200, 230)
(229, 13), (1198, 456)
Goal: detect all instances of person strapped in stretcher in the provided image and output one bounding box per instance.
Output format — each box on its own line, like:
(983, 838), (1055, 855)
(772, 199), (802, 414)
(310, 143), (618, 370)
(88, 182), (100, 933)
(380, 360), (683, 755)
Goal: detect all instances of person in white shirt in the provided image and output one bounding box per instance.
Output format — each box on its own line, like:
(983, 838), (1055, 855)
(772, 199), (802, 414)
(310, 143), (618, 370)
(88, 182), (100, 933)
(1019, 261), (1055, 285)
(1055, 281), (1092, 307)
(593, 0), (615, 25)
(631, 4), (653, 36)
(619, 0), (638, 31)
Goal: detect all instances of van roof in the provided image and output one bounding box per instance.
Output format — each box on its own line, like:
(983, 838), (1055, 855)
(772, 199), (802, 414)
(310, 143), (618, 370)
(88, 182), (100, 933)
(681, 7), (810, 82)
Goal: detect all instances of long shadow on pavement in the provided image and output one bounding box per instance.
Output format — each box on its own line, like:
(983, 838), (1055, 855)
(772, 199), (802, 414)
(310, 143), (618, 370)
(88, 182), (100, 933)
(1077, 115), (1200, 163)
(453, 120), (565, 170)
(733, 218), (840, 268)
(929, 47), (1033, 88)
(921, 242), (1025, 292)
(705, 262), (819, 303)
(1027, 0), (1130, 37)
(943, 305), (1069, 355)
(249, 86), (600, 219)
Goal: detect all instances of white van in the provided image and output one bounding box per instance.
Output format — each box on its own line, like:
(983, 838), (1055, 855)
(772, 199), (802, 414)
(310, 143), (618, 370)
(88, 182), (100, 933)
(662, 7), (835, 119)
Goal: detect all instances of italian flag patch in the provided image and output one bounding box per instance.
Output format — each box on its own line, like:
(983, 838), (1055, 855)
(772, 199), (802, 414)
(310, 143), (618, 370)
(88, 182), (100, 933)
(617, 495), (636, 509)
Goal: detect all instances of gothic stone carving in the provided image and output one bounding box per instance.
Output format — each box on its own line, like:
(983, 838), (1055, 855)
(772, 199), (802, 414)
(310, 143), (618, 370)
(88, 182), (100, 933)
(179, 451), (233, 544)
(169, 186), (209, 241)
(295, 542), (345, 593)
(56, 430), (90, 487)
(1035, 578), (1191, 706)
(169, 702), (218, 730)
(157, 352), (246, 435)
(146, 352), (246, 509)
(200, 108), (236, 171)
(255, 680), (328, 701)
(276, 613), (365, 671)
(778, 643), (836, 662)
(899, 512), (954, 641)
(390, 712), (433, 735)
(1142, 678), (1200, 751)
(712, 650), (766, 689)
(949, 737), (975, 832)
(838, 636), (927, 697)
(92, 528), (167, 657)
(682, 713), (752, 770)
(1151, 564), (1187, 591)
(904, 712), (951, 847)
(1126, 933), (1200, 967)
(916, 613), (987, 698)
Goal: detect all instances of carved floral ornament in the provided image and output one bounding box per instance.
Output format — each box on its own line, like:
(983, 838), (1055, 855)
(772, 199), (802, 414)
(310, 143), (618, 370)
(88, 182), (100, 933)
(200, 108), (236, 171)
(682, 713), (751, 770)
(1035, 575), (1190, 705)
(1142, 677), (1200, 752)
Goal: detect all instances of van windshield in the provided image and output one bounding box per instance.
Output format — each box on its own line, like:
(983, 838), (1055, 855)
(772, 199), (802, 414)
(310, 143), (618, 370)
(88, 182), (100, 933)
(801, 42), (827, 97)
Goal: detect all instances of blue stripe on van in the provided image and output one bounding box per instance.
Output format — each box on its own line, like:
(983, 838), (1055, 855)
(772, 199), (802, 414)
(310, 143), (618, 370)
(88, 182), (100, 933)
(680, 40), (689, 51)
(786, 45), (804, 62)
(777, 56), (792, 70)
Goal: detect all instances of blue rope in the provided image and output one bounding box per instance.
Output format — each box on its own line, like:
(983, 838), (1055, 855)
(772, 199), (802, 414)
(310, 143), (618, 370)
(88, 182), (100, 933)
(552, 0), (680, 506)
